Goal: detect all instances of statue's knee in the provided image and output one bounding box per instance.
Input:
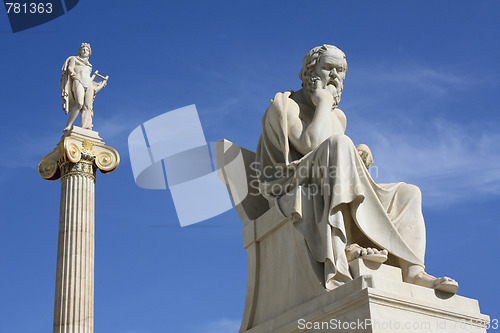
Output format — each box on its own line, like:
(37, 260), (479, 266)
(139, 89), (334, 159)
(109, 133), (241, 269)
(325, 134), (353, 150)
(401, 183), (422, 200)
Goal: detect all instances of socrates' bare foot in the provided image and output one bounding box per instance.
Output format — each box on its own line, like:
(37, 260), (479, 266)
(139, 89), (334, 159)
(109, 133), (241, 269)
(406, 270), (459, 294)
(346, 243), (388, 264)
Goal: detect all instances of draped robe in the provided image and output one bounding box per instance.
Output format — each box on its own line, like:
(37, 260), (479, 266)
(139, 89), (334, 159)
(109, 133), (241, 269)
(256, 91), (425, 289)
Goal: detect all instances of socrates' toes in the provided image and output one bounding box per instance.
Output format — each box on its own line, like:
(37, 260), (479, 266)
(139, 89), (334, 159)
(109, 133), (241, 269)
(345, 244), (388, 264)
(410, 272), (459, 294)
(362, 247), (388, 263)
(434, 277), (459, 294)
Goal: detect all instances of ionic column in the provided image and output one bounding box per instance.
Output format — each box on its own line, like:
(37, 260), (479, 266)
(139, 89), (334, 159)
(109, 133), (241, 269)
(39, 127), (119, 333)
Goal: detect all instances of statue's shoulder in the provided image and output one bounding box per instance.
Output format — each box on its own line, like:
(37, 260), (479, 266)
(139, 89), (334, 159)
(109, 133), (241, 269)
(270, 91), (294, 105)
(62, 56), (91, 71)
(61, 56), (77, 71)
(334, 108), (347, 131)
(268, 91), (299, 117)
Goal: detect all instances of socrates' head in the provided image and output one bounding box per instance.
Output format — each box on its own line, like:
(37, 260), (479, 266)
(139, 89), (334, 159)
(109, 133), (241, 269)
(299, 44), (347, 94)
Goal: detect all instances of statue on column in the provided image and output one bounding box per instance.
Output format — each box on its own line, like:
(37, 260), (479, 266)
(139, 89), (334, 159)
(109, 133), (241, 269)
(61, 43), (109, 131)
(255, 44), (459, 293)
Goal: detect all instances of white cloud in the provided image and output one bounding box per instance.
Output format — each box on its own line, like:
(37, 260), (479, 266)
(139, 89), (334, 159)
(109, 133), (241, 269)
(195, 318), (240, 333)
(364, 66), (465, 96)
(362, 118), (500, 207)
(343, 60), (486, 115)
(97, 116), (136, 142)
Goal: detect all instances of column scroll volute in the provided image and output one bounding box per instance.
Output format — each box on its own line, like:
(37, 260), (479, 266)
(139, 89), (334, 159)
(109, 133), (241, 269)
(93, 144), (120, 173)
(63, 137), (84, 163)
(38, 147), (62, 180)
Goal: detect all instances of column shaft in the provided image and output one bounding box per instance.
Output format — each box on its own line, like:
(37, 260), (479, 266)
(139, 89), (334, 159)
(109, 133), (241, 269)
(54, 168), (95, 333)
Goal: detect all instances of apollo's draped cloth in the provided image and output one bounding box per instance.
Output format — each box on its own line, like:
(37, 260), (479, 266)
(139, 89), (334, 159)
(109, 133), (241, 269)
(61, 56), (76, 113)
(256, 91), (424, 289)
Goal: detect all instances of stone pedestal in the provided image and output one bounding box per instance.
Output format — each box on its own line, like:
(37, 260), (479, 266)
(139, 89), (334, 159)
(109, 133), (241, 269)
(39, 127), (119, 333)
(244, 260), (490, 333)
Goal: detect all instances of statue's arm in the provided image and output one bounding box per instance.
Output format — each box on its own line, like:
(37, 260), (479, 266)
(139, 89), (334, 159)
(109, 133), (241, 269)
(67, 57), (78, 82)
(287, 103), (311, 156)
(288, 102), (344, 155)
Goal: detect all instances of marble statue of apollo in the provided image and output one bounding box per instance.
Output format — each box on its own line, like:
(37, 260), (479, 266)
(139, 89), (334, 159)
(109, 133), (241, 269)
(61, 43), (108, 131)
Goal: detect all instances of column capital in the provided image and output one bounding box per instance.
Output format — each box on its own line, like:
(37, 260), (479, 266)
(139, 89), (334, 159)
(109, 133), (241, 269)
(38, 126), (120, 181)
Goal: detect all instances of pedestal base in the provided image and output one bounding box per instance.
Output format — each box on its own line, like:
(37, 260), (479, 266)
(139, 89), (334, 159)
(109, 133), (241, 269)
(245, 260), (490, 333)
(63, 126), (104, 144)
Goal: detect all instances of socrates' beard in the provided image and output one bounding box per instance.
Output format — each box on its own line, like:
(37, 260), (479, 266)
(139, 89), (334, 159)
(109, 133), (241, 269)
(306, 76), (344, 108)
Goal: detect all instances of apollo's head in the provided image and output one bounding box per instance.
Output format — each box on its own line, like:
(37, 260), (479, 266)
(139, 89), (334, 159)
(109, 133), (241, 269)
(299, 44), (347, 97)
(78, 43), (92, 58)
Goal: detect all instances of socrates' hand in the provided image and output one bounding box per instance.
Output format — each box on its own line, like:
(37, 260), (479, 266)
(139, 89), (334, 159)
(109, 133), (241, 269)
(311, 78), (335, 107)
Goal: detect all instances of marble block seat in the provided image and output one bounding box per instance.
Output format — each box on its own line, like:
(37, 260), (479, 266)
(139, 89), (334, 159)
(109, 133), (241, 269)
(217, 139), (490, 333)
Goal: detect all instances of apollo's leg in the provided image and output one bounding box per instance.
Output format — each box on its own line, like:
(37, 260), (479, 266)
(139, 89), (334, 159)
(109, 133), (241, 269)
(64, 83), (85, 131)
(81, 87), (94, 129)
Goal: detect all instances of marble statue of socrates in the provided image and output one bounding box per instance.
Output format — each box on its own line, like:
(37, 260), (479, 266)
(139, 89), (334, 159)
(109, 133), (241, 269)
(61, 43), (108, 131)
(255, 44), (458, 293)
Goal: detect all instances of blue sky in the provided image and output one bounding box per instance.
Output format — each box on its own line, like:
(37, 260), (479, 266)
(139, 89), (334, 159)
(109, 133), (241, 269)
(1, 1), (499, 332)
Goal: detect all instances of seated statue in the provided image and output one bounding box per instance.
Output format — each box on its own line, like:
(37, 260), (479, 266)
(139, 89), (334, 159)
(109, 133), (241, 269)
(255, 44), (458, 293)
